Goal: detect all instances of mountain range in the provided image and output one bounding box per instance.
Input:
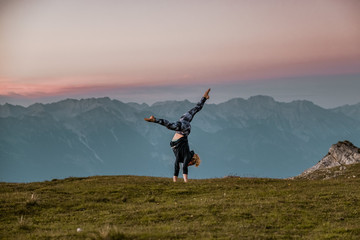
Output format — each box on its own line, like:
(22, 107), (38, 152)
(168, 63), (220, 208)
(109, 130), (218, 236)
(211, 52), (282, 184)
(1, 96), (359, 182)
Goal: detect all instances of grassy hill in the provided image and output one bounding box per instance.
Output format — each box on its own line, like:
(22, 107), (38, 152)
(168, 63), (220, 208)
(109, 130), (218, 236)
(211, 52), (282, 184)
(1, 165), (360, 239)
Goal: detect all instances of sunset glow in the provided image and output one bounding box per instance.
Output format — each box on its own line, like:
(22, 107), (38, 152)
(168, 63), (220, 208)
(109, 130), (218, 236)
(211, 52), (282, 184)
(0, 0), (359, 106)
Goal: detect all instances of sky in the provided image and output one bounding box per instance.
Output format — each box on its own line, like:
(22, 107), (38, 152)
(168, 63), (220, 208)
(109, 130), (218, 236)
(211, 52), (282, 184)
(0, 0), (359, 107)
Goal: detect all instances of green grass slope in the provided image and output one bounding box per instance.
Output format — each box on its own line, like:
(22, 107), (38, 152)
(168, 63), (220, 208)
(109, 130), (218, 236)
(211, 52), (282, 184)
(1, 166), (360, 239)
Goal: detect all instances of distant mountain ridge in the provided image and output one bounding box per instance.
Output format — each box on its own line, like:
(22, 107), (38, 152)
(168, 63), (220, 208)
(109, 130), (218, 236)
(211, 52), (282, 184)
(331, 103), (360, 121)
(1, 96), (360, 182)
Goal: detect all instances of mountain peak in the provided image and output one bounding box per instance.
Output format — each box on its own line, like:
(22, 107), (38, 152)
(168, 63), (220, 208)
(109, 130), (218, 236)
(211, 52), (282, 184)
(331, 102), (360, 121)
(27, 103), (46, 114)
(298, 141), (360, 179)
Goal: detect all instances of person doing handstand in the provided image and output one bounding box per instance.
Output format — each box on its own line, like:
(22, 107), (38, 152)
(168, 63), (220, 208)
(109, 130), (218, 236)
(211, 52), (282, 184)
(144, 88), (211, 182)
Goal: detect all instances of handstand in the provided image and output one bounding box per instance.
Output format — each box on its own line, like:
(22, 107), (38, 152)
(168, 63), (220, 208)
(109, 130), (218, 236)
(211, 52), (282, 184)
(144, 88), (211, 182)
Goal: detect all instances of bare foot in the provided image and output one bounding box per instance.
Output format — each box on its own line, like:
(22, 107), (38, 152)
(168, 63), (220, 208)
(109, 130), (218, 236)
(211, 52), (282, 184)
(203, 88), (211, 99)
(144, 115), (156, 122)
(183, 174), (188, 183)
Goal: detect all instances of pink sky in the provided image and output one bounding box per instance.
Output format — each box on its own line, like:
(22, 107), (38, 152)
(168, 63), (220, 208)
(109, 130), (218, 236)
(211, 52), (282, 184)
(0, 0), (359, 103)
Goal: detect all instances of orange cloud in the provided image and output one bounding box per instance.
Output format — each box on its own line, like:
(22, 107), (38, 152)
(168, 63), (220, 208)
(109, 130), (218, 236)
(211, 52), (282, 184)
(0, 76), (180, 98)
(1, 79), (115, 98)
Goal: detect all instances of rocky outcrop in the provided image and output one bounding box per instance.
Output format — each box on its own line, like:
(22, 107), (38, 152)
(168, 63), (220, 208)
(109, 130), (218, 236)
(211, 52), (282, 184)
(299, 140), (360, 178)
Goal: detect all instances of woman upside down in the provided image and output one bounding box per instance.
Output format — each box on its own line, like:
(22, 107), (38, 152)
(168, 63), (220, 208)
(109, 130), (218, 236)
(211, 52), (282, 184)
(144, 88), (211, 182)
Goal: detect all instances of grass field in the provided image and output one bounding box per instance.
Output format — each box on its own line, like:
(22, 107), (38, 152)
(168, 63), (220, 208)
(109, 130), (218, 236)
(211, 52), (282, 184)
(1, 164), (360, 239)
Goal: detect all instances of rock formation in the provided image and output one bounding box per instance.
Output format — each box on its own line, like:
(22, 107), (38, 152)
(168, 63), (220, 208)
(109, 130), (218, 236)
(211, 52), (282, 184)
(299, 140), (360, 178)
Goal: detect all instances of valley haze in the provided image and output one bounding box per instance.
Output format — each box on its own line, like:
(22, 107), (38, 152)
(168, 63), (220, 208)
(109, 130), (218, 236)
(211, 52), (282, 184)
(1, 95), (360, 183)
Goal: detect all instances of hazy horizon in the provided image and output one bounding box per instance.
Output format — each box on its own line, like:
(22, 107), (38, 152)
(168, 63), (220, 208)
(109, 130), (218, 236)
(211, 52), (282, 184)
(1, 73), (360, 109)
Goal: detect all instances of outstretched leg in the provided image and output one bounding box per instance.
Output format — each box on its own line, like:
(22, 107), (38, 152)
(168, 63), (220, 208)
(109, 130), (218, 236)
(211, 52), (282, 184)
(179, 88), (210, 123)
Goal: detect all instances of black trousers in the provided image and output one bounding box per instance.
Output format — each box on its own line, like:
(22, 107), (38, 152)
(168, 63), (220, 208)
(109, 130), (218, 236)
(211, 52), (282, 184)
(170, 137), (194, 176)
